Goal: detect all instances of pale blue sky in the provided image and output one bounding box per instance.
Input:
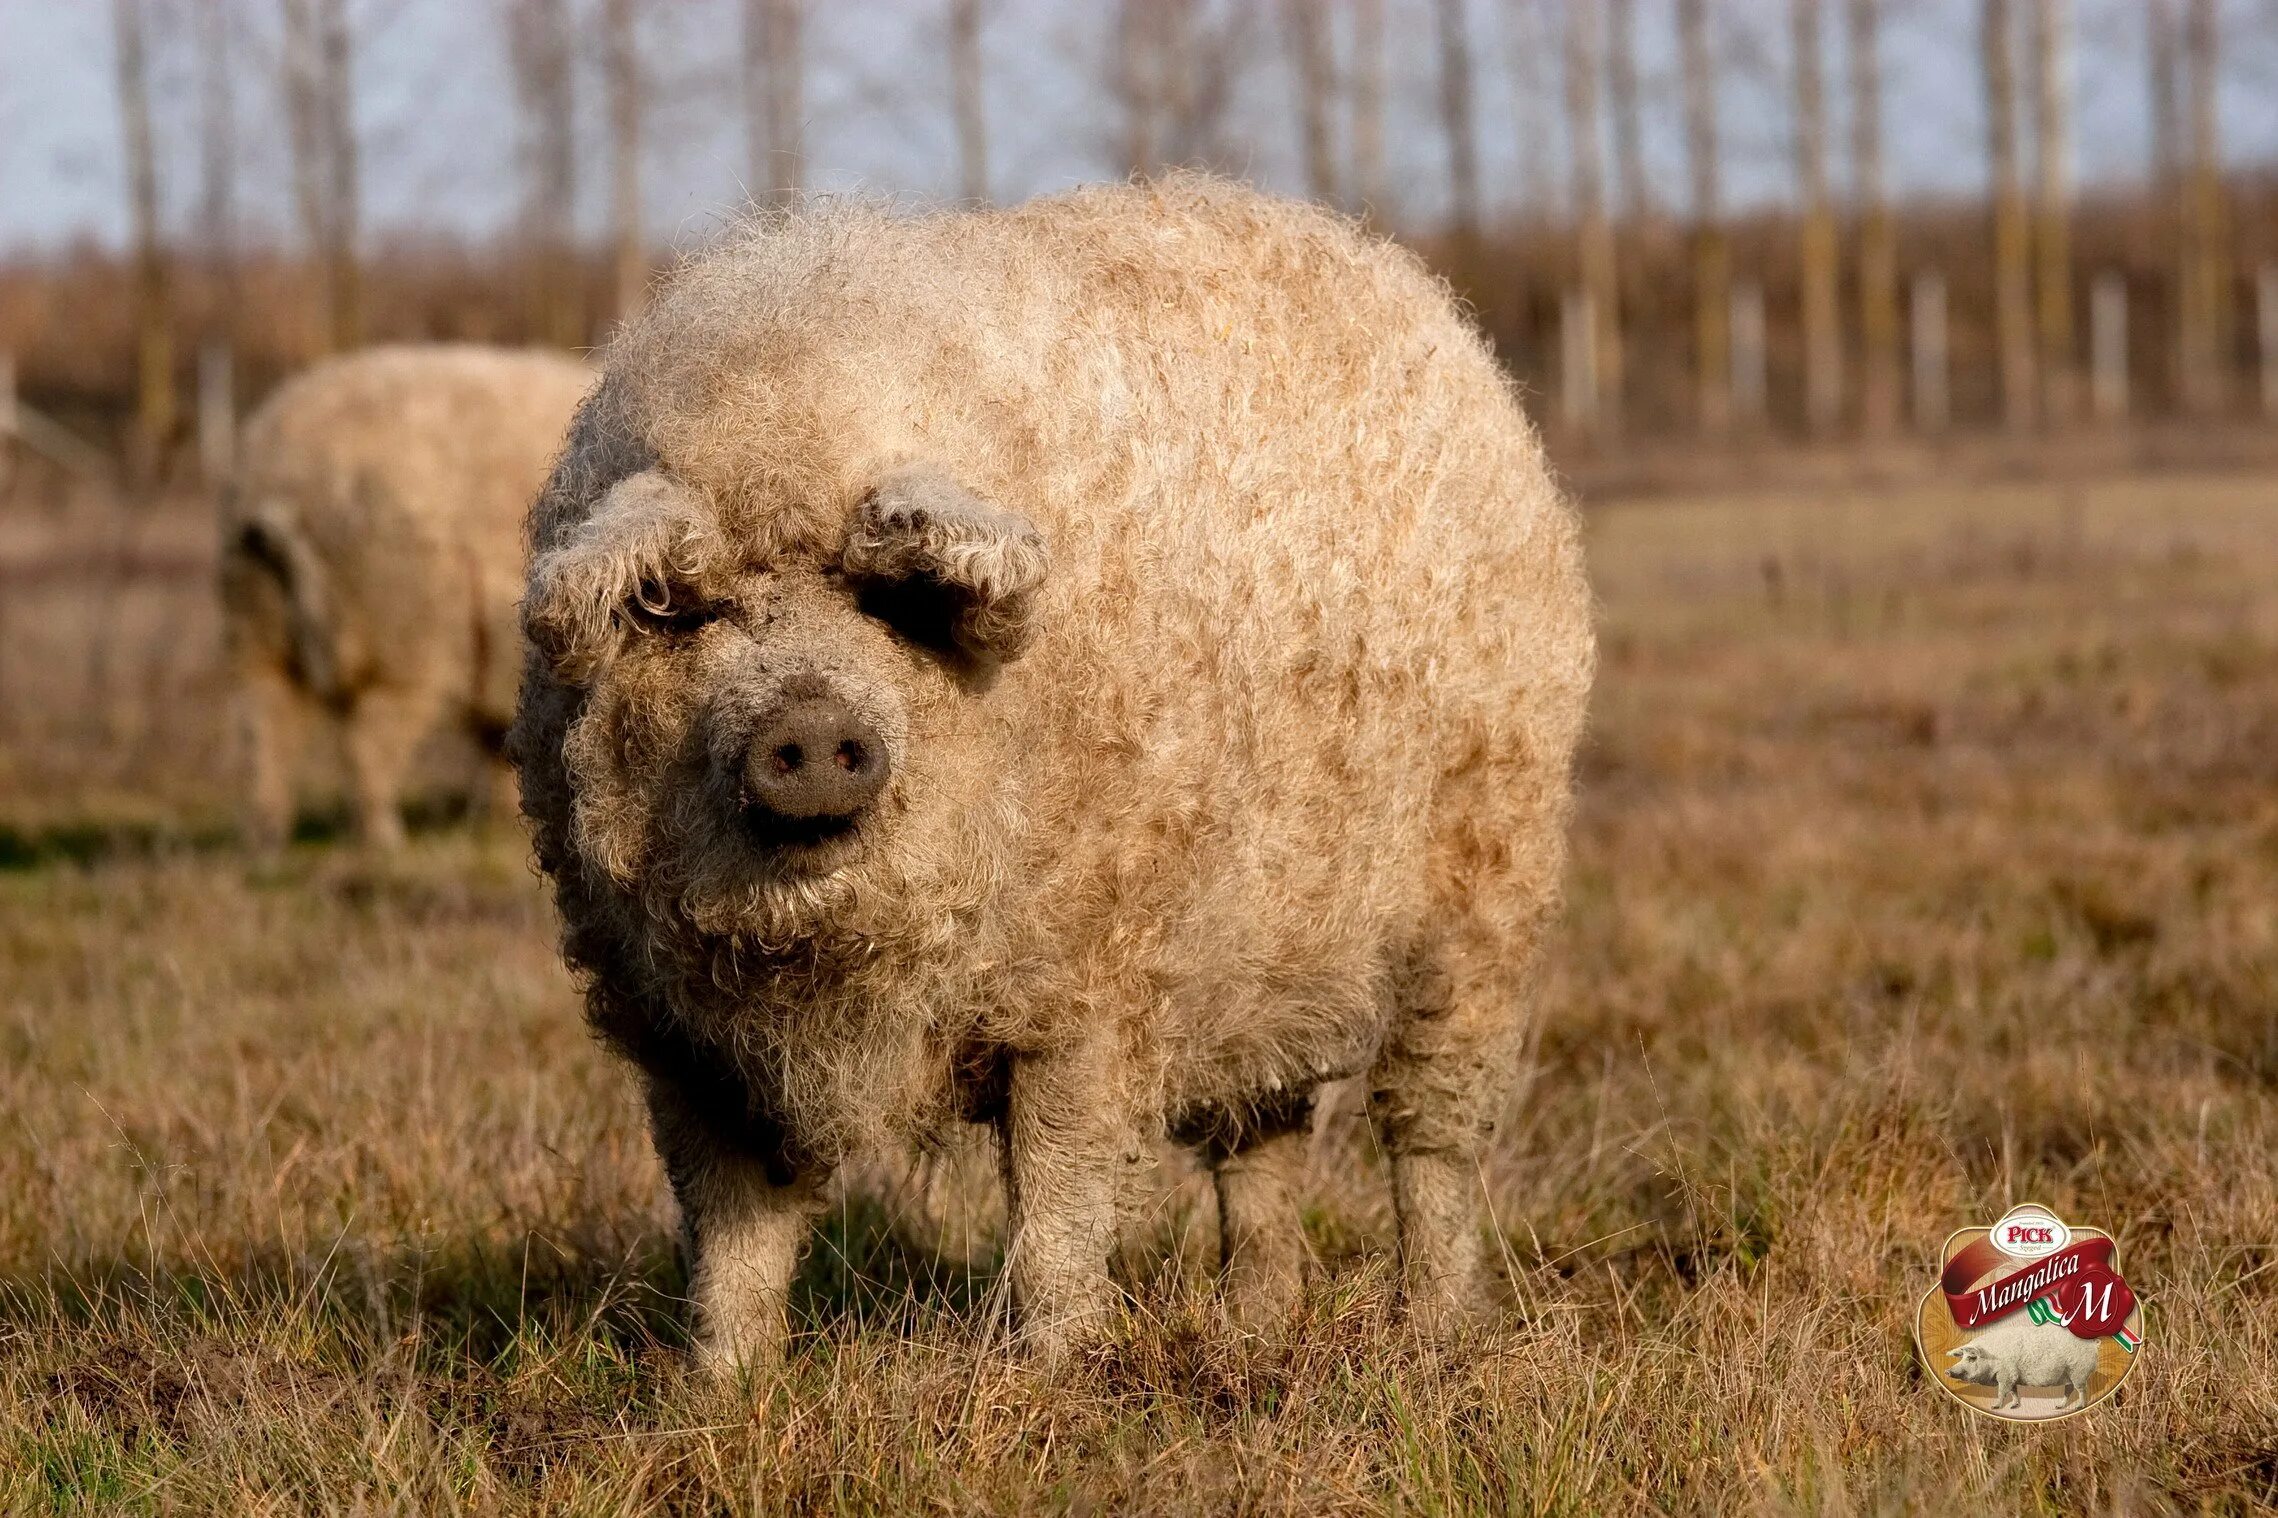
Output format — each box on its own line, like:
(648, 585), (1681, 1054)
(2, 0), (2275, 256)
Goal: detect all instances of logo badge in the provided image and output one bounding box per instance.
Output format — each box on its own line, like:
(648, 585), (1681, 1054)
(1915, 1205), (2145, 1422)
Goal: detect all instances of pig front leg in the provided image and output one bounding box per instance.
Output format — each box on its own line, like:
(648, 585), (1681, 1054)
(1001, 1038), (1127, 1360)
(646, 1078), (827, 1378)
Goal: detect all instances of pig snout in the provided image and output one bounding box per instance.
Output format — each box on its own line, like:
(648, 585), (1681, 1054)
(740, 694), (890, 827)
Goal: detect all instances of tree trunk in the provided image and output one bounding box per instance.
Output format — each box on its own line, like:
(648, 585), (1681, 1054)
(198, 0), (238, 339)
(1850, 0), (1898, 436)
(1566, 0), (1619, 433)
(113, 0), (173, 481)
(1984, 0), (2037, 431)
(1731, 280), (1767, 424)
(1282, 0), (1337, 204)
(1911, 270), (1949, 430)
(2179, 0), (2226, 415)
(2145, 2), (2179, 407)
(1679, 0), (1728, 436)
(1433, 0), (1481, 253)
(1349, 0), (1387, 215)
(507, 0), (579, 347)
(1118, 0), (1163, 176)
(317, 0), (360, 350)
(280, 0), (330, 351)
(2147, 1), (2179, 188)
(2031, 0), (2073, 423)
(950, 0), (988, 202)
(2259, 264), (2278, 418)
(746, 0), (804, 198)
(606, 0), (645, 324)
(1607, 0), (1648, 224)
(195, 0), (239, 480)
(1560, 287), (1596, 429)
(2090, 270), (2128, 420)
(1505, 0), (1555, 224)
(1793, 0), (1840, 435)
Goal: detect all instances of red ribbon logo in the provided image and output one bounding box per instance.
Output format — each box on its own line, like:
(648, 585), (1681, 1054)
(1940, 1233), (2137, 1336)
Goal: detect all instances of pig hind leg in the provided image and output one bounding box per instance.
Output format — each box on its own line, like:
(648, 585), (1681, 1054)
(340, 684), (438, 850)
(1195, 1091), (1316, 1332)
(1376, 765), (1571, 1330)
(235, 663), (305, 855)
(1368, 867), (1557, 1330)
(1367, 947), (1515, 1330)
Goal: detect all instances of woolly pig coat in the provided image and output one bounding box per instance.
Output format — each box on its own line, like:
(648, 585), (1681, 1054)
(227, 345), (595, 723)
(513, 177), (1593, 1353)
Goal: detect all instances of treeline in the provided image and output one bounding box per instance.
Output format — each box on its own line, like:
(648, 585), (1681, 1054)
(7, 0), (2276, 481)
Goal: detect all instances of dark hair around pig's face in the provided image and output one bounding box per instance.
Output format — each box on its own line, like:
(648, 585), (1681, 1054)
(523, 466), (1047, 946)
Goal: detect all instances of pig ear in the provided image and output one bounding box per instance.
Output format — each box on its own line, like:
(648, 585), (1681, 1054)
(843, 470), (1048, 663)
(525, 470), (728, 681)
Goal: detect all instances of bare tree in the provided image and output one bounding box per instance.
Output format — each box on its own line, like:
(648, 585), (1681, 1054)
(745, 0), (804, 199)
(2031, 0), (2073, 421)
(281, 0), (327, 340)
(2147, 0), (2179, 188)
(1793, 0), (1840, 434)
(1504, 0), (1556, 223)
(1433, 0), (1481, 249)
(1118, 0), (1165, 175)
(1983, 0), (2036, 430)
(114, 0), (174, 478)
(198, 0), (238, 327)
(506, 0), (580, 346)
(281, 0), (359, 352)
(1608, 0), (1649, 223)
(1349, 0), (1387, 214)
(950, 0), (988, 201)
(316, 0), (359, 348)
(2179, 0), (2226, 413)
(1680, 0), (1729, 435)
(1115, 0), (1253, 176)
(1850, 0), (1898, 435)
(197, 0), (240, 480)
(605, 0), (645, 323)
(2147, 0), (2181, 406)
(1566, 0), (1621, 431)
(1282, 0), (1338, 204)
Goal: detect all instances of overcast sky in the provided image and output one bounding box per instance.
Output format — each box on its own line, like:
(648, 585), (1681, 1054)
(4, 0), (2277, 258)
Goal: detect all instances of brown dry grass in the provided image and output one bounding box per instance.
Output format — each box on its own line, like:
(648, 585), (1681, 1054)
(1, 471), (2274, 1513)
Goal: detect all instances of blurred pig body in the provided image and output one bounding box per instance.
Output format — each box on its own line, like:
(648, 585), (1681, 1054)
(512, 177), (1595, 1369)
(221, 345), (591, 849)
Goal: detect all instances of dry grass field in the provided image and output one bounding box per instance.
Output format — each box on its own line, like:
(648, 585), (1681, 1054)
(1, 469), (2274, 1513)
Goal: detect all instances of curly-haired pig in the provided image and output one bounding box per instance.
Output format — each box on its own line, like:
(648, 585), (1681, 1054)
(511, 175), (1595, 1370)
(223, 345), (591, 849)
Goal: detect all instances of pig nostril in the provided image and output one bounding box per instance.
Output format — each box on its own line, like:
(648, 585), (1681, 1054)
(742, 696), (891, 828)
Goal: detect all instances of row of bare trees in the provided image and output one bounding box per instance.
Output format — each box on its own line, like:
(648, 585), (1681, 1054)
(82, 0), (2278, 475)
(1474, 0), (2244, 440)
(109, 0), (360, 475)
(100, 0), (835, 472)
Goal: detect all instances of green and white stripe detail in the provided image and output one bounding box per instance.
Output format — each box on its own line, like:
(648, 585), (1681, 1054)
(2024, 1296), (2142, 1352)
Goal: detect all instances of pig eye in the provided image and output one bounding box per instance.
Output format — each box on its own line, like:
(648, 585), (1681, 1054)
(856, 574), (965, 658)
(624, 577), (720, 637)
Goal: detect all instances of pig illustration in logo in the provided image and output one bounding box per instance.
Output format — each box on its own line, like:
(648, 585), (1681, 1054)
(1945, 1317), (2102, 1411)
